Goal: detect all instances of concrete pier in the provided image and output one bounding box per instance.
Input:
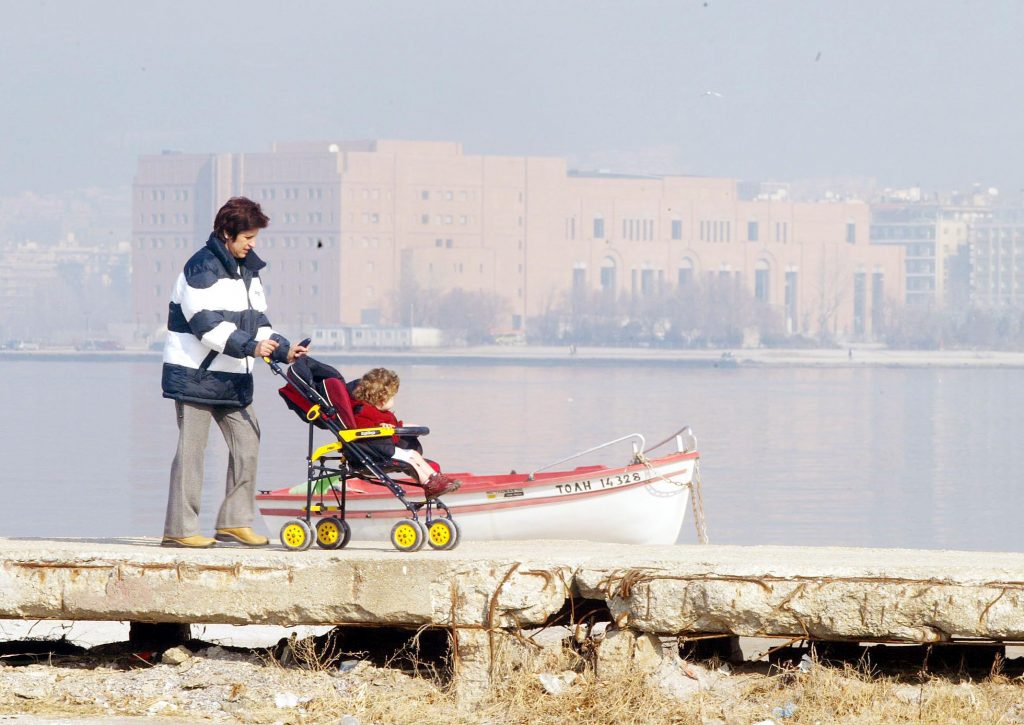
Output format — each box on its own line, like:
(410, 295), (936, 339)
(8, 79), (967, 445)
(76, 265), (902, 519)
(4, 538), (1024, 691)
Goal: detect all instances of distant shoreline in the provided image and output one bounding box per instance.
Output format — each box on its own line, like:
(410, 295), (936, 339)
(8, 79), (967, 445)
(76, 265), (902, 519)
(4, 345), (1024, 368)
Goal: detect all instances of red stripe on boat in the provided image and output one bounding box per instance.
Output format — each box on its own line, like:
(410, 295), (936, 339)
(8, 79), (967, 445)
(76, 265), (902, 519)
(259, 463), (694, 519)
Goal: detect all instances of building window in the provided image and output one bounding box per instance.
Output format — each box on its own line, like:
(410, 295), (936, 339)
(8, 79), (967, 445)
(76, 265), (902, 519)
(846, 222), (857, 244)
(872, 271), (885, 334)
(600, 257), (616, 292)
(594, 217), (605, 239)
(671, 219), (682, 240)
(422, 190), (429, 200)
(678, 259), (694, 287)
(754, 261), (770, 301)
(445, 239), (453, 248)
(641, 269), (654, 295)
(748, 221), (759, 242)
(421, 214), (429, 224)
(573, 267), (586, 289)
(435, 238), (443, 247)
(785, 270), (798, 332)
(853, 271), (866, 334)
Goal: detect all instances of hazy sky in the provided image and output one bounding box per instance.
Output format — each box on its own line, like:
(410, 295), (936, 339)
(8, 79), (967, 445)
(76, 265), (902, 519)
(3, 0), (1024, 196)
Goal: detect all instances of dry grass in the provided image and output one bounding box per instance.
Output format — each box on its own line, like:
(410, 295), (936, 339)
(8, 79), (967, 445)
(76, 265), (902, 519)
(6, 634), (1024, 724)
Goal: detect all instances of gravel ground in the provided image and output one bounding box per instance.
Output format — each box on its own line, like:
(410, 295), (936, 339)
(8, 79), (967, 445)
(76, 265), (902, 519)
(0, 641), (413, 724)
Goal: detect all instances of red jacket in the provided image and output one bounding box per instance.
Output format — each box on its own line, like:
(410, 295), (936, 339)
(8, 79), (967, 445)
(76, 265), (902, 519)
(352, 401), (401, 441)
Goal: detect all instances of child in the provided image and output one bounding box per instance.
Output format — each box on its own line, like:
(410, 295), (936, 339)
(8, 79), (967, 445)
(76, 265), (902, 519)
(350, 368), (461, 500)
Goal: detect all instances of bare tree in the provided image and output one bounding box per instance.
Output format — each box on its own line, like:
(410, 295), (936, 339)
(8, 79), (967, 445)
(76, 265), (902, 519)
(809, 248), (851, 343)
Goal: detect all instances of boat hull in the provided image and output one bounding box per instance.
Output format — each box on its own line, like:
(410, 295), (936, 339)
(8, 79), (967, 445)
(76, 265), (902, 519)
(257, 450), (699, 546)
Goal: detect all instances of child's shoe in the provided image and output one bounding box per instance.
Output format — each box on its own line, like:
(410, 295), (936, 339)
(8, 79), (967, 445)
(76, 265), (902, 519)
(423, 473), (461, 500)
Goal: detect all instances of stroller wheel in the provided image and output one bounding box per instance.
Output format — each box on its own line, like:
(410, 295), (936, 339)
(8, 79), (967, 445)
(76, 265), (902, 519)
(316, 517), (351, 550)
(390, 519), (426, 552)
(280, 519), (314, 551)
(426, 517), (460, 551)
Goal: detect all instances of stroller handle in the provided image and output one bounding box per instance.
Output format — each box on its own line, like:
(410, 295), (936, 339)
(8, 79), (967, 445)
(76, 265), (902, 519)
(394, 426), (430, 436)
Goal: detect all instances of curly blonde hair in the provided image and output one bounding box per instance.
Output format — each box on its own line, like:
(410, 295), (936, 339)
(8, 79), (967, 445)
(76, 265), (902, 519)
(351, 368), (400, 408)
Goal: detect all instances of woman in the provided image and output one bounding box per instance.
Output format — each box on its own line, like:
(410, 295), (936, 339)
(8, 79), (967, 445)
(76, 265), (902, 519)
(160, 197), (308, 548)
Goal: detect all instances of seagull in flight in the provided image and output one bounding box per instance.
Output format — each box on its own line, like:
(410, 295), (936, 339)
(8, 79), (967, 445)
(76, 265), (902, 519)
(702, 90), (724, 98)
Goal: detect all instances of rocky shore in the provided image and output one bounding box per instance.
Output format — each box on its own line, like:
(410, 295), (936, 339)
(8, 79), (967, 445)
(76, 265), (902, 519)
(3, 627), (1024, 724)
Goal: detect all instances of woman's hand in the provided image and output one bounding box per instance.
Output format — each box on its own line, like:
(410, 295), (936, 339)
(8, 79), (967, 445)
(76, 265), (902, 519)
(287, 341), (309, 363)
(254, 339), (279, 358)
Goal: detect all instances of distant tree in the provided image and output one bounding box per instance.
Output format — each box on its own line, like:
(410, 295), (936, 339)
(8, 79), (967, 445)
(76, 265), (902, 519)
(532, 275), (784, 348)
(392, 277), (440, 328)
(808, 249), (852, 344)
(435, 289), (510, 344)
(878, 302), (949, 349)
(391, 278), (510, 343)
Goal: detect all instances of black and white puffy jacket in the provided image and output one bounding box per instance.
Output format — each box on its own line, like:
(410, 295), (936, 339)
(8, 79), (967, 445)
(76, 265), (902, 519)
(161, 233), (290, 407)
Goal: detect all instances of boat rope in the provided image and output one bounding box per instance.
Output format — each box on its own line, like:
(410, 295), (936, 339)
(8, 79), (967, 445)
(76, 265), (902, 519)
(690, 459), (709, 545)
(633, 453), (709, 545)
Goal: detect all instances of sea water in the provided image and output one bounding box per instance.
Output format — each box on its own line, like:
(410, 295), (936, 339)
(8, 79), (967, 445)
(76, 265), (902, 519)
(1, 357), (1021, 552)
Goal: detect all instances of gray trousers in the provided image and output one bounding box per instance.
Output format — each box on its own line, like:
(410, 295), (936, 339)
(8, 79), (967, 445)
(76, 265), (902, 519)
(164, 401), (262, 538)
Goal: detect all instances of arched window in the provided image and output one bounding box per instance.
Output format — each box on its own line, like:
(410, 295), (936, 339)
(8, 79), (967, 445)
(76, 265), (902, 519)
(600, 256), (616, 292)
(754, 259), (770, 302)
(678, 258), (694, 287)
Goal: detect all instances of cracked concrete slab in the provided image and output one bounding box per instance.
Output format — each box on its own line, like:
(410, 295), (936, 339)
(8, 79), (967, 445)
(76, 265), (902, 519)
(3, 538), (1024, 644)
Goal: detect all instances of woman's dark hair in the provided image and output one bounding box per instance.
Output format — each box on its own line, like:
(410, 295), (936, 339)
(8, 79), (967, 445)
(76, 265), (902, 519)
(213, 197), (269, 240)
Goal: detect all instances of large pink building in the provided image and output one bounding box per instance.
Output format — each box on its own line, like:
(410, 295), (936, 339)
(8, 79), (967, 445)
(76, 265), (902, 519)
(132, 140), (903, 340)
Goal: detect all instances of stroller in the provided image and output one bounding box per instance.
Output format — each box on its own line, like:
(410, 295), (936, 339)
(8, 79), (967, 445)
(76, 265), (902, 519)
(265, 354), (460, 552)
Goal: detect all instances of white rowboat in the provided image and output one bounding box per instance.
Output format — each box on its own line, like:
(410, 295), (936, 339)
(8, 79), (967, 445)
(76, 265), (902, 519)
(257, 431), (704, 546)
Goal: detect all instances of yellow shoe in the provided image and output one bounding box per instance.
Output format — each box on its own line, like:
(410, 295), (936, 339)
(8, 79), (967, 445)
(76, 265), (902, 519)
(215, 527), (269, 546)
(161, 534), (217, 548)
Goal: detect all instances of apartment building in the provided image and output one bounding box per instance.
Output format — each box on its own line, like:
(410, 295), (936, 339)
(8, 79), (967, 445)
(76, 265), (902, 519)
(0, 237), (130, 340)
(968, 207), (1024, 308)
(133, 140), (905, 340)
(870, 203), (978, 308)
